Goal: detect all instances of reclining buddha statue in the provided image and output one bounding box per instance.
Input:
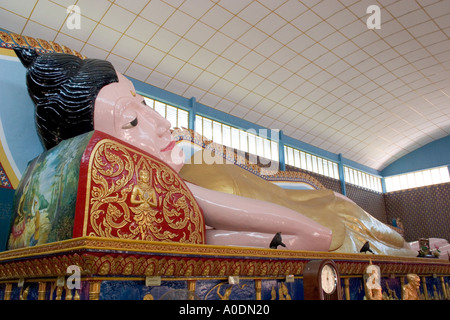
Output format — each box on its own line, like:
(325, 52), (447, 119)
(7, 48), (415, 257)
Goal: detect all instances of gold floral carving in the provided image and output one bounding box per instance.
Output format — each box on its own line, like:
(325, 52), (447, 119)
(84, 139), (205, 244)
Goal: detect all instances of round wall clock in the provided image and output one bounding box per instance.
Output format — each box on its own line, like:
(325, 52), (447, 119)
(303, 259), (342, 300)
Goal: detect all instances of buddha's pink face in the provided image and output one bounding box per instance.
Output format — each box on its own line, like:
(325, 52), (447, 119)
(93, 72), (184, 172)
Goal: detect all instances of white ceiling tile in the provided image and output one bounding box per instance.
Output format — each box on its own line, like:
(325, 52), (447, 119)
(279, 93), (301, 108)
(77, 0), (111, 21)
(339, 20), (366, 39)
(272, 23), (302, 43)
(238, 1), (271, 25)
(148, 28), (180, 52)
(209, 78), (236, 96)
(223, 41), (249, 63)
(275, 0), (308, 21)
(175, 63), (203, 83)
(397, 9), (431, 28)
(305, 87), (328, 103)
(423, 0), (450, 18)
(208, 56), (234, 77)
(140, 0), (176, 26)
(408, 20), (440, 38)
(254, 37), (283, 58)
(326, 8), (358, 30)
(106, 53), (131, 74)
(170, 38), (200, 61)
(200, 92), (222, 109)
(385, 0), (421, 17)
(189, 48), (217, 68)
(220, 16), (252, 39)
(286, 33), (315, 53)
(245, 108), (263, 121)
(270, 67), (293, 84)
(126, 62), (152, 82)
(0, 0), (37, 17)
(384, 30), (414, 47)
(239, 72), (265, 91)
(54, 33), (84, 51)
(179, 0), (214, 19)
(282, 74), (305, 91)
(218, 0), (252, 14)
(343, 49), (370, 66)
(80, 43), (109, 59)
(101, 4), (136, 33)
(238, 27), (266, 49)
(255, 13), (286, 35)
(60, 14), (97, 42)
(125, 17), (159, 44)
(200, 5), (233, 30)
(434, 14), (450, 29)
(223, 64), (250, 83)
(240, 92), (264, 108)
(267, 86), (290, 103)
(306, 21), (336, 42)
(23, 20), (57, 41)
(166, 78), (190, 96)
(239, 51), (266, 70)
(253, 81), (278, 97)
(114, 0), (148, 14)
(300, 43), (328, 61)
(291, 10), (322, 32)
(254, 59), (280, 78)
(184, 21), (216, 46)
(134, 45), (166, 69)
(309, 70), (333, 87)
(226, 86), (250, 103)
(0, 9), (28, 33)
(257, 0), (286, 11)
(183, 86), (207, 101)
(88, 24), (121, 52)
(30, 0), (67, 30)
(155, 55), (185, 77)
(112, 35), (144, 60)
(311, 0), (345, 19)
(162, 10), (196, 36)
(326, 59), (351, 76)
(147, 70), (172, 89)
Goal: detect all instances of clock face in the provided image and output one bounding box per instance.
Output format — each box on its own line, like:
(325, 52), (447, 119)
(321, 264), (337, 294)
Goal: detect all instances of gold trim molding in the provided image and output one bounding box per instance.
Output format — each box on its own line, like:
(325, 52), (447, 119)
(0, 237), (449, 280)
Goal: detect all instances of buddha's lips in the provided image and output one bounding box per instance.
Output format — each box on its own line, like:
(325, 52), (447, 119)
(161, 140), (176, 152)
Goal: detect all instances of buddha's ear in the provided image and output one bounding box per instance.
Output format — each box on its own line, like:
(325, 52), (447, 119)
(14, 47), (39, 68)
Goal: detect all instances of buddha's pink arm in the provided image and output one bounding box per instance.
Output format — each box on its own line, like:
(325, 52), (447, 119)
(186, 182), (332, 251)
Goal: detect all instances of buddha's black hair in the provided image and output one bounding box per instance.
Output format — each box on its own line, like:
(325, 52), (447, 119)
(14, 48), (119, 149)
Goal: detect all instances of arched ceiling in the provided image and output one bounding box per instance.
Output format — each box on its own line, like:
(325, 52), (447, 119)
(1, 0), (449, 171)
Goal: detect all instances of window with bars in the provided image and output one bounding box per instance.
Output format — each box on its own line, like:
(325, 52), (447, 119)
(344, 166), (382, 193)
(143, 96), (189, 129)
(385, 166), (450, 192)
(195, 115), (279, 162)
(284, 145), (340, 180)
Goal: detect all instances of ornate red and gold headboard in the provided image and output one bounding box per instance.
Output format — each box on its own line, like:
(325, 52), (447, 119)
(73, 131), (205, 244)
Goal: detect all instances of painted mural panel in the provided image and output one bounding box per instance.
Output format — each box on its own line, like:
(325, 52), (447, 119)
(99, 280), (189, 300)
(7, 132), (92, 249)
(260, 279), (303, 300)
(196, 279), (256, 300)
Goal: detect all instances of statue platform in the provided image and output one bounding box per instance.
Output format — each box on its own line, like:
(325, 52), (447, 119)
(0, 237), (449, 300)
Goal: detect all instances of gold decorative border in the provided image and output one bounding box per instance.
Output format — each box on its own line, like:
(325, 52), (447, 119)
(0, 237), (448, 280)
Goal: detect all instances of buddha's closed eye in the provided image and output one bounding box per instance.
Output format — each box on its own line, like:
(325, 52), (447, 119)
(121, 117), (138, 129)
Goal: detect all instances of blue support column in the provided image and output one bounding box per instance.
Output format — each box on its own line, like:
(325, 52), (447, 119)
(338, 153), (347, 196)
(188, 97), (197, 131)
(278, 130), (286, 172)
(381, 177), (387, 194)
